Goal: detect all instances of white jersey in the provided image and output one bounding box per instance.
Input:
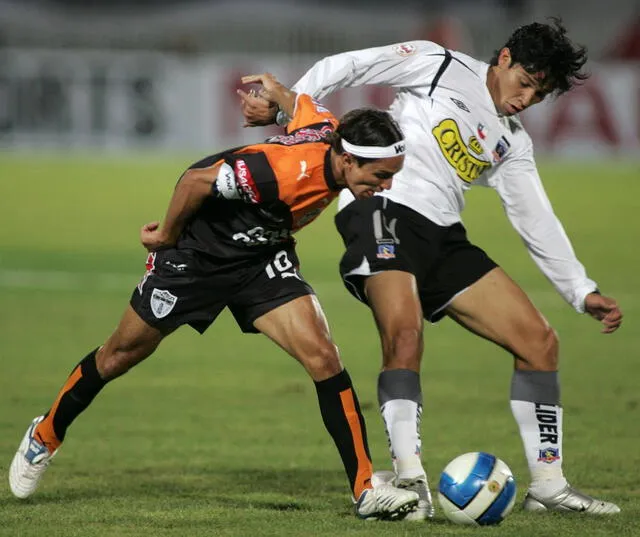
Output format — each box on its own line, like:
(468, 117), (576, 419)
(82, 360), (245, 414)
(292, 40), (597, 313)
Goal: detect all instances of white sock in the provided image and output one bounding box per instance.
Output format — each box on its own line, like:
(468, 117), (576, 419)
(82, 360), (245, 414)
(511, 400), (568, 497)
(380, 399), (424, 480)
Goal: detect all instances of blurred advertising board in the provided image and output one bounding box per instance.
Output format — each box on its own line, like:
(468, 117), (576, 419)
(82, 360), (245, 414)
(1, 49), (638, 156)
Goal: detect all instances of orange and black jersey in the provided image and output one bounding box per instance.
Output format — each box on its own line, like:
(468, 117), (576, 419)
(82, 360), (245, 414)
(177, 94), (342, 262)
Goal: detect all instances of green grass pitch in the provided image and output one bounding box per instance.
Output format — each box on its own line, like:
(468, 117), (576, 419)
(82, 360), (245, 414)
(0, 155), (638, 536)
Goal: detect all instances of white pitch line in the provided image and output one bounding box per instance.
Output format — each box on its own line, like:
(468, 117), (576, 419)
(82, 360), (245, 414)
(0, 269), (138, 292)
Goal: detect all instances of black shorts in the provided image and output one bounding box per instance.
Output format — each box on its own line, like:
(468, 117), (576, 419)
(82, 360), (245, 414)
(335, 196), (498, 322)
(130, 246), (314, 334)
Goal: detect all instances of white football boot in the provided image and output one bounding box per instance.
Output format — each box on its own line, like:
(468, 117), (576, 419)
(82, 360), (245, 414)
(355, 483), (419, 520)
(523, 485), (620, 515)
(372, 470), (435, 521)
(9, 416), (57, 498)
(397, 475), (435, 520)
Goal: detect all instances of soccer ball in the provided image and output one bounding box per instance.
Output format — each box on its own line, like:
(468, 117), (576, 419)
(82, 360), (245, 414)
(437, 452), (516, 525)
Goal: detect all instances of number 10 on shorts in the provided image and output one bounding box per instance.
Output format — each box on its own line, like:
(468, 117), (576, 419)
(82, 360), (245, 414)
(265, 250), (300, 280)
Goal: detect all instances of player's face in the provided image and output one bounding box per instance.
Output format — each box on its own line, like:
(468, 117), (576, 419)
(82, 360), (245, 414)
(344, 154), (404, 199)
(491, 48), (550, 116)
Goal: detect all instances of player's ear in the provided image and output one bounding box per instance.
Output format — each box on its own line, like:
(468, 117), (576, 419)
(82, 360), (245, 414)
(498, 47), (512, 68)
(342, 152), (357, 168)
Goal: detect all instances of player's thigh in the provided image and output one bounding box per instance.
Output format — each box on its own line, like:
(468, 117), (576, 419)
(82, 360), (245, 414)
(253, 294), (342, 381)
(445, 267), (557, 365)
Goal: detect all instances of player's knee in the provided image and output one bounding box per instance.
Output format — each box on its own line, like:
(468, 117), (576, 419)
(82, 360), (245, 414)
(522, 325), (559, 371)
(300, 341), (343, 381)
(96, 345), (154, 380)
(382, 327), (422, 369)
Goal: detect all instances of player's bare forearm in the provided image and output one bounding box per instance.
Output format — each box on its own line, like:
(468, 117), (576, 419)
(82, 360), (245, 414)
(141, 167), (217, 251)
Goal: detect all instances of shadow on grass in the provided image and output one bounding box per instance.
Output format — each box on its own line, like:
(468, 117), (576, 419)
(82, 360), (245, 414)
(1, 467), (345, 509)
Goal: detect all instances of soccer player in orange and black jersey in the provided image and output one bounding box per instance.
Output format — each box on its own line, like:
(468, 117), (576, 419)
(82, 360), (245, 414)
(9, 73), (419, 520)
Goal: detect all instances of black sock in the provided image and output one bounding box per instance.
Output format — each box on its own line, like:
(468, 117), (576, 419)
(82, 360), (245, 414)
(37, 348), (108, 447)
(314, 369), (373, 499)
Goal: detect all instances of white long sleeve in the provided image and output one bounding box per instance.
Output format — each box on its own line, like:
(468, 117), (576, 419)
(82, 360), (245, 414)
(491, 148), (597, 313)
(292, 41), (446, 98)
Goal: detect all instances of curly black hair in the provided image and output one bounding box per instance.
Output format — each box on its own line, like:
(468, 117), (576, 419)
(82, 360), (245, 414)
(490, 18), (589, 95)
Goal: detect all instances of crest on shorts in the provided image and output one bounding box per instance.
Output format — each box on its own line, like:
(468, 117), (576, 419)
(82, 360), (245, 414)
(150, 288), (177, 318)
(376, 244), (396, 259)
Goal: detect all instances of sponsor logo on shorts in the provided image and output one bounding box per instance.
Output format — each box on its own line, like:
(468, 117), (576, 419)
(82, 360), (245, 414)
(393, 43), (417, 57)
(376, 244), (396, 259)
(234, 159), (261, 203)
(150, 288), (177, 319)
(432, 118), (490, 183)
(537, 447), (560, 464)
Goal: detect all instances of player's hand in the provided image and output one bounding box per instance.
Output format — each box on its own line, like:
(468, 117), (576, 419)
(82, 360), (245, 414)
(237, 87), (277, 127)
(584, 292), (623, 334)
(239, 72), (293, 126)
(241, 72), (286, 101)
(140, 221), (175, 252)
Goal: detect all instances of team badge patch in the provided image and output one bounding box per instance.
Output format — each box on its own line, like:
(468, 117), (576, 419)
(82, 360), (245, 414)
(477, 123), (487, 140)
(492, 135), (511, 162)
(393, 43), (417, 57)
(537, 448), (560, 464)
(376, 244), (396, 259)
(150, 288), (178, 319)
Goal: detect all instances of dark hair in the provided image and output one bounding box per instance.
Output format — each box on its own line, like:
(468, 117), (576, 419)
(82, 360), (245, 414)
(490, 18), (589, 95)
(328, 108), (404, 166)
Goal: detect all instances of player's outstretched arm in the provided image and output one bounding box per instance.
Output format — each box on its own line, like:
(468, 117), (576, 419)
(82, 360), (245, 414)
(140, 166), (219, 252)
(584, 292), (623, 334)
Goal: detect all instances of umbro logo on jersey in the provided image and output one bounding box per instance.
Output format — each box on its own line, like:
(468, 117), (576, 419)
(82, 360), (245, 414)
(450, 98), (470, 112)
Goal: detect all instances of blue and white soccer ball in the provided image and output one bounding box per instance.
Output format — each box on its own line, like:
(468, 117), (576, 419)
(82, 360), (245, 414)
(438, 452), (516, 526)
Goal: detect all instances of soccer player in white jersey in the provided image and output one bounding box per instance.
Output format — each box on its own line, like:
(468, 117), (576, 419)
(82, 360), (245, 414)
(240, 20), (624, 520)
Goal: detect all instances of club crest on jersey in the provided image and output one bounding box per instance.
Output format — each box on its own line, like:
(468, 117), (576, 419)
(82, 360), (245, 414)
(492, 136), (511, 162)
(393, 43), (417, 57)
(150, 288), (177, 319)
(537, 448), (560, 464)
(376, 244), (396, 259)
(432, 118), (491, 183)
